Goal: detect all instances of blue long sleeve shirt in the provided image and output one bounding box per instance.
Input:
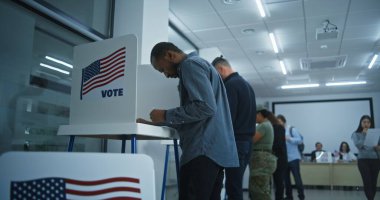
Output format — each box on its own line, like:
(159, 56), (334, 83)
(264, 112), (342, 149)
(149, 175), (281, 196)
(285, 125), (303, 162)
(223, 72), (256, 140)
(164, 52), (239, 167)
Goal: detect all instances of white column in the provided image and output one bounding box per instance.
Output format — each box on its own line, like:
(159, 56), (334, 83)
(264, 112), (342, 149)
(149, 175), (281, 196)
(113, 0), (169, 65)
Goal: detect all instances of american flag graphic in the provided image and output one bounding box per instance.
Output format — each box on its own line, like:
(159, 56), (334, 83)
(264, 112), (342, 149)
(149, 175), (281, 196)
(10, 177), (141, 200)
(80, 47), (126, 99)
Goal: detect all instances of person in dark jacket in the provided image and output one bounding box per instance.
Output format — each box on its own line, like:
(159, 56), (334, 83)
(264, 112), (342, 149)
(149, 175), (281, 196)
(212, 56), (257, 200)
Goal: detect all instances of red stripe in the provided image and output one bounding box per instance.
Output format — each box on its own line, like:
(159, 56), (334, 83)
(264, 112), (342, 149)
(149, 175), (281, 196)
(83, 65), (124, 90)
(101, 54), (125, 69)
(101, 51), (125, 66)
(66, 187), (141, 196)
(82, 73), (124, 95)
(83, 67), (124, 92)
(105, 197), (141, 200)
(65, 177), (139, 185)
(100, 47), (125, 62)
(101, 59), (125, 73)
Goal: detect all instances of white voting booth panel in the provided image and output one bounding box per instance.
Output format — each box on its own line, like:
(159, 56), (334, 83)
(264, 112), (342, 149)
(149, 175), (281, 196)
(57, 34), (177, 139)
(0, 152), (156, 200)
(56, 34), (179, 200)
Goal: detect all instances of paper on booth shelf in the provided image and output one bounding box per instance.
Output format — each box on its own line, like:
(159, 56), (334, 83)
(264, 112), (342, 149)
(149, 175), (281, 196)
(364, 128), (380, 147)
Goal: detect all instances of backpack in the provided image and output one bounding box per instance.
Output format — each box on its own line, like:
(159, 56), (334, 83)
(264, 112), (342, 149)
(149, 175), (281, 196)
(290, 126), (305, 153)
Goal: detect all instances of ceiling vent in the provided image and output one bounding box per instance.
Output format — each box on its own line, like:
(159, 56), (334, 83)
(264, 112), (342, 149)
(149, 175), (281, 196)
(300, 55), (347, 70)
(316, 20), (339, 40)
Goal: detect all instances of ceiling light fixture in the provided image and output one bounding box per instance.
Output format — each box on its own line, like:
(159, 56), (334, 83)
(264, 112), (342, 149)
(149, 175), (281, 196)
(368, 54), (378, 69)
(223, 0), (241, 5)
(281, 83), (320, 89)
(269, 33), (279, 53)
(325, 81), (367, 86)
(255, 0), (266, 18)
(40, 63), (70, 75)
(45, 56), (73, 68)
(279, 60), (287, 75)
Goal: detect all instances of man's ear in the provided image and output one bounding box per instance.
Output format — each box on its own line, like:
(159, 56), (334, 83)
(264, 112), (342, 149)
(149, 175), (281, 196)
(165, 50), (176, 62)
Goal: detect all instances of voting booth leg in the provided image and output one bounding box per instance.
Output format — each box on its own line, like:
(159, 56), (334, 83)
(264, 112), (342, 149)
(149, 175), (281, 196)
(67, 136), (75, 152)
(173, 139), (180, 188)
(131, 134), (137, 153)
(121, 139), (126, 153)
(161, 144), (170, 200)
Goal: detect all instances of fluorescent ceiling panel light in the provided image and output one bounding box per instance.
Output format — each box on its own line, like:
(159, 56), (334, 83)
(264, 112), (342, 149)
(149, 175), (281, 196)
(40, 63), (70, 75)
(325, 81), (367, 86)
(368, 54), (378, 69)
(279, 60), (287, 75)
(255, 0), (266, 18)
(269, 33), (279, 53)
(281, 83), (320, 89)
(45, 56), (73, 68)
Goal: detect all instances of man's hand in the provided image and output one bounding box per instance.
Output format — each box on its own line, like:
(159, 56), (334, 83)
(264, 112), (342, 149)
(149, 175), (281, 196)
(136, 118), (152, 125)
(150, 109), (166, 123)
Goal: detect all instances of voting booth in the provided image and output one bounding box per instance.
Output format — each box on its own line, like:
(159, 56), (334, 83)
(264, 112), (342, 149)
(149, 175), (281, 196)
(0, 152), (156, 200)
(56, 35), (179, 200)
(57, 35), (178, 151)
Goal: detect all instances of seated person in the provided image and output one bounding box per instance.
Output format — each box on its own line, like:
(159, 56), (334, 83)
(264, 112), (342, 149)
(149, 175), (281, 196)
(334, 141), (357, 162)
(310, 142), (324, 162)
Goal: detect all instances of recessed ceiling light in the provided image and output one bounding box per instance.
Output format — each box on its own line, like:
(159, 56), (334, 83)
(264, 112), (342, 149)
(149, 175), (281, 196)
(368, 54), (378, 69)
(320, 45), (328, 49)
(281, 83), (320, 89)
(223, 0), (240, 4)
(279, 60), (287, 75)
(255, 0), (266, 18)
(241, 28), (255, 34)
(325, 81), (367, 86)
(45, 56), (73, 68)
(269, 33), (279, 53)
(40, 63), (70, 75)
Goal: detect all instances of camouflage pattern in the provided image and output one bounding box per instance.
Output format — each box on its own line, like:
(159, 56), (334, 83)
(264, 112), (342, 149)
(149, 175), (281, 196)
(249, 151), (277, 200)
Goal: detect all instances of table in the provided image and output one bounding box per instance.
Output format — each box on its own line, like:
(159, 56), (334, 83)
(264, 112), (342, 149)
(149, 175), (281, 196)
(297, 162), (380, 189)
(58, 122), (179, 200)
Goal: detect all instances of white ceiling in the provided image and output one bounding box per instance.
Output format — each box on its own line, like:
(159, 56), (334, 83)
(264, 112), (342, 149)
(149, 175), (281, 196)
(169, 0), (380, 97)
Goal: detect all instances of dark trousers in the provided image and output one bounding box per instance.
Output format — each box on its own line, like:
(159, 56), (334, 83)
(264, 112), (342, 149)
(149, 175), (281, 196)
(284, 159), (305, 200)
(358, 159), (380, 200)
(273, 159), (287, 200)
(225, 141), (251, 200)
(179, 156), (224, 200)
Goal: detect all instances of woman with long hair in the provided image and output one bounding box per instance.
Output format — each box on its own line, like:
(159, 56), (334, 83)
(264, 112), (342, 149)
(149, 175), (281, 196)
(351, 115), (380, 200)
(267, 112), (287, 200)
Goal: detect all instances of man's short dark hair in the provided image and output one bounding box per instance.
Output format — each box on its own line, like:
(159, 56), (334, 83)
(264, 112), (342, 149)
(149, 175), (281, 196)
(150, 42), (183, 62)
(211, 55), (230, 67)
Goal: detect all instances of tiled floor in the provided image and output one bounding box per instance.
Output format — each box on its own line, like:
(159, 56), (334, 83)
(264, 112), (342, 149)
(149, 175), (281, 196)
(242, 188), (376, 200)
(166, 186), (376, 200)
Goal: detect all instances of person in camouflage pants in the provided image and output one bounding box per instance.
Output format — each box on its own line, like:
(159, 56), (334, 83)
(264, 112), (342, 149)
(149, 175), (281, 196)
(249, 105), (277, 200)
(249, 151), (277, 199)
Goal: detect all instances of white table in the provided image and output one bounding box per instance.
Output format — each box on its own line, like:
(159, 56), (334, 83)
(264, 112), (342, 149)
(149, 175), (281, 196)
(58, 122), (179, 200)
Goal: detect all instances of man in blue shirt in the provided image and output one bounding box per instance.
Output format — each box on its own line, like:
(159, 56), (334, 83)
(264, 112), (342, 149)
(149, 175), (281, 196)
(277, 114), (305, 200)
(212, 56), (256, 200)
(138, 42), (239, 200)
